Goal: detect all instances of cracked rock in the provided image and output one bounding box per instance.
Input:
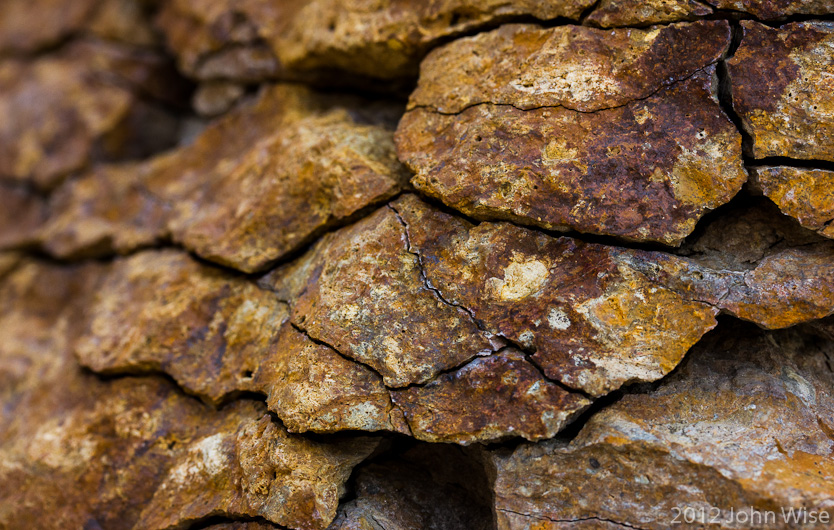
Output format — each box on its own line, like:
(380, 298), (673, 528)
(0, 39), (185, 190)
(584, 0), (713, 28)
(749, 166), (834, 239)
(729, 21), (834, 162)
(397, 22), (746, 245)
(156, 0), (596, 82)
(0, 260), (379, 530)
(486, 322), (834, 529)
(39, 83), (407, 272)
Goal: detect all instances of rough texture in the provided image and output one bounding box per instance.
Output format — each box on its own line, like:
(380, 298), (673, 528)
(709, 0), (834, 19)
(487, 322), (834, 529)
(0, 39), (184, 190)
(156, 0), (596, 81)
(0, 183), (45, 249)
(729, 21), (834, 162)
(398, 22), (746, 245)
(0, 260), (380, 530)
(585, 0), (713, 28)
(749, 166), (834, 239)
(39, 84), (407, 272)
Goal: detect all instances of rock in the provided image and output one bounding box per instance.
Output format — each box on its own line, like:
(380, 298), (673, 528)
(749, 166), (834, 239)
(398, 22), (746, 245)
(391, 349), (591, 444)
(584, 0), (712, 28)
(0, 260), (380, 530)
(392, 195), (719, 397)
(39, 84), (407, 272)
(156, 0), (596, 82)
(193, 80), (247, 116)
(709, 0), (834, 19)
(0, 40), (184, 190)
(729, 21), (834, 162)
(486, 322), (834, 529)
(0, 183), (45, 249)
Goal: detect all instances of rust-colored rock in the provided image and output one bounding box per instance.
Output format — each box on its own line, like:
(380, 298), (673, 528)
(729, 21), (834, 162)
(749, 166), (834, 239)
(398, 23), (746, 245)
(393, 195), (719, 397)
(156, 0), (596, 82)
(0, 40), (183, 189)
(391, 349), (591, 444)
(0, 260), (380, 530)
(585, 0), (713, 28)
(40, 84), (407, 272)
(710, 0), (834, 19)
(487, 322), (834, 529)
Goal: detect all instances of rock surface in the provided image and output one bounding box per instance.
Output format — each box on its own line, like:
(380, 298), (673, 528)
(398, 22), (746, 245)
(487, 322), (834, 529)
(584, 0), (713, 28)
(729, 21), (834, 162)
(749, 166), (834, 239)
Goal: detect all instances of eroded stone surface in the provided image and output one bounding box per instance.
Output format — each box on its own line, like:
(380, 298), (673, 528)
(0, 260), (379, 530)
(40, 84), (407, 272)
(710, 0), (834, 19)
(0, 39), (184, 189)
(749, 166), (834, 239)
(585, 0), (713, 28)
(156, 0), (596, 82)
(729, 21), (834, 162)
(398, 23), (745, 245)
(487, 322), (834, 529)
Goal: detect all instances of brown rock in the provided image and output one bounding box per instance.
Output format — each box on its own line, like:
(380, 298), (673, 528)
(40, 84), (407, 272)
(0, 260), (379, 530)
(729, 21), (834, 162)
(749, 166), (834, 239)
(710, 0), (834, 19)
(585, 0), (713, 28)
(392, 195), (719, 397)
(193, 80), (247, 116)
(398, 23), (746, 245)
(156, 0), (596, 82)
(0, 40), (183, 190)
(486, 322), (834, 529)
(391, 349), (591, 444)
(0, 183), (45, 249)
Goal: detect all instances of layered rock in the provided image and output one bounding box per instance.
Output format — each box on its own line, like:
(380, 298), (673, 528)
(39, 83), (407, 272)
(729, 21), (834, 162)
(486, 322), (834, 529)
(155, 0), (596, 82)
(397, 21), (746, 245)
(0, 39), (184, 190)
(0, 260), (380, 530)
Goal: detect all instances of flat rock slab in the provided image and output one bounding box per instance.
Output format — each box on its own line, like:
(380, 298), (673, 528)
(39, 83), (407, 272)
(0, 39), (184, 190)
(398, 22), (746, 245)
(487, 322), (834, 529)
(584, 0), (713, 28)
(750, 166), (834, 239)
(0, 260), (380, 530)
(730, 21), (834, 162)
(156, 0), (596, 81)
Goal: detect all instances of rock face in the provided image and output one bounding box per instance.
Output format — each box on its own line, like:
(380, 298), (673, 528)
(398, 21), (746, 245)
(729, 21), (834, 162)
(487, 322), (834, 529)
(6, 2), (834, 529)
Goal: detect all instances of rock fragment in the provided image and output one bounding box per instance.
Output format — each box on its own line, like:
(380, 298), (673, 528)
(584, 0), (713, 28)
(729, 21), (834, 162)
(0, 183), (45, 249)
(486, 322), (834, 529)
(749, 166), (834, 239)
(710, 0), (834, 19)
(398, 22), (746, 245)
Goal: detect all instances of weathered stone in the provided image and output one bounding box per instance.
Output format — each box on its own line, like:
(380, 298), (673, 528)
(749, 166), (834, 239)
(487, 322), (834, 529)
(398, 23), (746, 245)
(392, 195), (719, 397)
(40, 84), (407, 272)
(0, 183), (45, 249)
(0, 40), (183, 189)
(626, 198), (834, 329)
(391, 349), (591, 444)
(194, 80), (247, 116)
(0, 260), (379, 530)
(328, 445), (493, 529)
(585, 0), (713, 28)
(729, 21), (834, 162)
(710, 0), (834, 19)
(156, 0), (596, 82)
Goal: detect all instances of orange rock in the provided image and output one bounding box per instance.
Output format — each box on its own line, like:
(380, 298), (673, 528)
(750, 166), (834, 239)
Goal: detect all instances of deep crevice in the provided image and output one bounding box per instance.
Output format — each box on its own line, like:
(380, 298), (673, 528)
(745, 155), (834, 171)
